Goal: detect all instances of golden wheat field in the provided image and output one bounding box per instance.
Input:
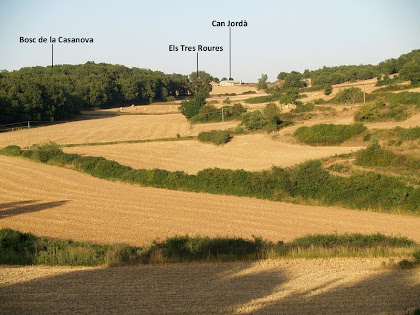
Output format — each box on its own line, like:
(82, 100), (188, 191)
(0, 113), (238, 148)
(63, 134), (363, 174)
(2, 156), (420, 246)
(1, 259), (419, 314)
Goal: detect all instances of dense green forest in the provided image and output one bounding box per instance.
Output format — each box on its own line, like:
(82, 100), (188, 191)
(277, 49), (420, 89)
(0, 62), (193, 124)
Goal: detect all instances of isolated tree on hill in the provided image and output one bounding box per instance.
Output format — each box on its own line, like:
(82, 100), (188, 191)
(263, 103), (282, 124)
(257, 74), (268, 90)
(283, 71), (307, 89)
(335, 87), (363, 108)
(189, 71), (213, 97)
(279, 88), (299, 105)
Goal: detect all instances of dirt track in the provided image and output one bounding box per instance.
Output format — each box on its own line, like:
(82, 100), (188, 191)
(64, 134), (363, 174)
(1, 156), (420, 246)
(1, 258), (419, 314)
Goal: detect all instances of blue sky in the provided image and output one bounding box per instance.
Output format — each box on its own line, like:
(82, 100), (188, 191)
(1, 0), (419, 82)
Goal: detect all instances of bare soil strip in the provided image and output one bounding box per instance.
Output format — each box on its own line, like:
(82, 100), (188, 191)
(1, 156), (420, 246)
(63, 134), (363, 174)
(1, 258), (419, 314)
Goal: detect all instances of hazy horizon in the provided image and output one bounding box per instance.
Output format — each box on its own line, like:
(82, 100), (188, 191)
(1, 0), (419, 82)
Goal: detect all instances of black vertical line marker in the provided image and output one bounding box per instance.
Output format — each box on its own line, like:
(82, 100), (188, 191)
(196, 52), (199, 79)
(229, 26), (231, 79)
(51, 44), (54, 68)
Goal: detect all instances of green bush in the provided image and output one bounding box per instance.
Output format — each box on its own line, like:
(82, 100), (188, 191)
(197, 130), (232, 145)
(291, 103), (315, 113)
(179, 93), (206, 119)
(31, 142), (64, 163)
(0, 145), (22, 156)
(241, 104), (289, 132)
(144, 235), (265, 262)
(356, 140), (396, 167)
(324, 84), (333, 95)
(355, 92), (420, 122)
(241, 90), (257, 95)
(191, 103), (246, 123)
(356, 140), (420, 170)
(241, 110), (270, 130)
(290, 233), (415, 248)
(333, 87), (363, 105)
(293, 123), (367, 145)
(244, 95), (276, 104)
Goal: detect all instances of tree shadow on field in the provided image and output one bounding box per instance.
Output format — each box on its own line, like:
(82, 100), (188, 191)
(0, 262), (288, 314)
(0, 200), (69, 220)
(1, 261), (419, 314)
(259, 268), (420, 314)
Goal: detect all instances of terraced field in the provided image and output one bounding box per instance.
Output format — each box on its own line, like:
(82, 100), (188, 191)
(63, 134), (363, 174)
(1, 155), (420, 246)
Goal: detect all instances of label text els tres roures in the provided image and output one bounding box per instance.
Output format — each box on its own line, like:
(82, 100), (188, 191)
(169, 45), (223, 52)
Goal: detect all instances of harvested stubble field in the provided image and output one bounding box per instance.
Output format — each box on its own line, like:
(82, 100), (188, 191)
(63, 134), (363, 174)
(1, 156), (420, 246)
(1, 258), (419, 314)
(0, 113), (237, 148)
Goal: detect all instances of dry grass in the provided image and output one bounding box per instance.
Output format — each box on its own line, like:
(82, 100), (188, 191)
(1, 258), (419, 314)
(2, 156), (420, 247)
(63, 134), (363, 174)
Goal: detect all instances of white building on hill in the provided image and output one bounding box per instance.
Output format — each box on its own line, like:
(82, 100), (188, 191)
(219, 80), (242, 86)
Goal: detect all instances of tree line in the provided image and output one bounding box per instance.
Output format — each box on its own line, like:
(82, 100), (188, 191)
(0, 62), (202, 124)
(276, 49), (420, 89)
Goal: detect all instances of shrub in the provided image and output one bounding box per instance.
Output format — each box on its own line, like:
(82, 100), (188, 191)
(291, 103), (315, 113)
(0, 145), (22, 156)
(324, 84), (333, 95)
(241, 110), (269, 130)
(191, 103), (246, 123)
(355, 140), (396, 167)
(244, 95), (275, 104)
(144, 235), (265, 262)
(314, 98), (326, 104)
(355, 92), (420, 122)
(356, 140), (420, 170)
(290, 233), (415, 248)
(31, 142), (63, 163)
(333, 87), (363, 106)
(179, 93), (206, 119)
(197, 130), (232, 145)
(293, 123), (367, 145)
(241, 90), (257, 95)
